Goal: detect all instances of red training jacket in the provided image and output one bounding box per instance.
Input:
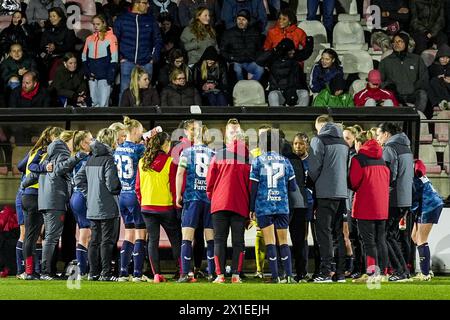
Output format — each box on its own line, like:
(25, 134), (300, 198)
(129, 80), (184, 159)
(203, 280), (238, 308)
(349, 139), (390, 220)
(354, 85), (399, 107)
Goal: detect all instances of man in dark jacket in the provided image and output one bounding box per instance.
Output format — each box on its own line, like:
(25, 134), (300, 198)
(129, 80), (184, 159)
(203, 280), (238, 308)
(371, 0), (409, 31)
(428, 44), (450, 108)
(379, 32), (429, 115)
(309, 115), (348, 282)
(376, 122), (414, 282)
(220, 9), (264, 81)
(410, 0), (447, 54)
(114, 0), (163, 100)
(9, 71), (50, 108)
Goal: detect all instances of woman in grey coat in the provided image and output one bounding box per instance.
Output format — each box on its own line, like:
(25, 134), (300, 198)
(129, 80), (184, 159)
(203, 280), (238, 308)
(38, 130), (87, 280)
(180, 7), (217, 65)
(74, 128), (121, 281)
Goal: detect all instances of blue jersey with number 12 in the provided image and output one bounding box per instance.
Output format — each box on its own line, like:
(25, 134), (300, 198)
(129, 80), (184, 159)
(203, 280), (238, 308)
(114, 141), (145, 193)
(250, 151), (295, 216)
(179, 144), (215, 203)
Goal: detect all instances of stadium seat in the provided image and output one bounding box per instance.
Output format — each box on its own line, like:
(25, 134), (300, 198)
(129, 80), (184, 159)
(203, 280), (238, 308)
(349, 79), (367, 97)
(298, 20), (329, 49)
(421, 49), (437, 68)
(0, 15), (10, 31)
(232, 80), (267, 107)
(333, 20), (367, 50)
(66, 0), (96, 42)
(433, 111), (450, 143)
(419, 144), (442, 174)
(444, 144), (449, 174)
(418, 111), (433, 144)
(0, 166), (7, 176)
(340, 50), (373, 78)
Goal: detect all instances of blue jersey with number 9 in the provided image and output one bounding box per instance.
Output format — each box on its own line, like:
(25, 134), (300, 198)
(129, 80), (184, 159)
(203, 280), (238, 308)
(250, 151), (295, 216)
(114, 141), (145, 193)
(179, 144), (215, 203)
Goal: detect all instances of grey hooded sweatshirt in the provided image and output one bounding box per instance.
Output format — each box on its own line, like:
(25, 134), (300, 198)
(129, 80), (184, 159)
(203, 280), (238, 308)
(74, 141), (121, 220)
(309, 122), (349, 199)
(38, 139), (85, 211)
(382, 132), (414, 208)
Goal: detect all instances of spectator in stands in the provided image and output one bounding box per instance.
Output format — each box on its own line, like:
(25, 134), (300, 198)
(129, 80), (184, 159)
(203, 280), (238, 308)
(354, 69), (399, 107)
(158, 13), (182, 64)
(102, 0), (130, 26)
(39, 7), (76, 80)
(120, 66), (160, 107)
(410, 0), (447, 54)
(149, 0), (180, 25)
(429, 44), (450, 79)
(82, 14), (118, 108)
(193, 46), (228, 106)
(307, 0), (335, 42)
(161, 69), (202, 106)
(220, 9), (264, 81)
(157, 49), (192, 92)
(429, 69), (450, 110)
(221, 0), (267, 32)
(376, 122), (414, 282)
(178, 0), (221, 28)
(0, 11), (33, 57)
(180, 7), (217, 66)
(51, 53), (88, 107)
(257, 38), (310, 106)
(26, 0), (66, 28)
(0, 43), (37, 92)
(9, 71), (50, 108)
(206, 119), (251, 283)
(263, 8), (307, 52)
(114, 0), (163, 99)
(309, 114), (348, 282)
(379, 32), (429, 114)
(310, 49), (344, 94)
(371, 0), (409, 31)
(313, 76), (354, 107)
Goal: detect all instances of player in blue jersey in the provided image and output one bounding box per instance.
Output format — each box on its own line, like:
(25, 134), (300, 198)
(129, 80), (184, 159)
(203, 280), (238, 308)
(176, 122), (216, 282)
(115, 116), (146, 282)
(70, 130), (93, 278)
(250, 129), (297, 284)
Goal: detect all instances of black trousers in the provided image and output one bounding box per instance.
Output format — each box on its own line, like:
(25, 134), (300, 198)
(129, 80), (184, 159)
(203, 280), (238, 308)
(89, 217), (119, 277)
(349, 216), (365, 274)
(22, 194), (43, 264)
(289, 208), (309, 276)
(142, 210), (181, 275)
(315, 199), (345, 276)
(212, 211), (246, 276)
(412, 31), (448, 54)
(357, 219), (388, 274)
(386, 207), (409, 274)
(428, 77), (450, 107)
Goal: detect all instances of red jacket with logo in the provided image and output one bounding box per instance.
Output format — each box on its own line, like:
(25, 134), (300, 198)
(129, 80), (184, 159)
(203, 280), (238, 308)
(349, 139), (390, 220)
(206, 140), (251, 218)
(354, 85), (399, 107)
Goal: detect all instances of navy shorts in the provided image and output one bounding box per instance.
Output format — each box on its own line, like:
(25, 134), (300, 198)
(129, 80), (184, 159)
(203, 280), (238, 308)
(120, 193), (145, 229)
(70, 191), (90, 229)
(257, 214), (290, 229)
(417, 205), (443, 224)
(181, 201), (212, 229)
(15, 189), (24, 225)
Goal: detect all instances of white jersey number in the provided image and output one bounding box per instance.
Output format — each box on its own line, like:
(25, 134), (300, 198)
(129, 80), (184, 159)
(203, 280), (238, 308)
(115, 155), (133, 180)
(195, 153), (210, 178)
(265, 163), (285, 188)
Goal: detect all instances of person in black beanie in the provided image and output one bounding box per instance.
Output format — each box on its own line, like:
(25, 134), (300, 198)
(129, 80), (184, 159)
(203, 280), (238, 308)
(379, 32), (429, 115)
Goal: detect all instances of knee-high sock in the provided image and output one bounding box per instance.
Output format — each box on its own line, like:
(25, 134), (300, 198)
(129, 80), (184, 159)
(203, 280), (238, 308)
(266, 244), (278, 279)
(119, 240), (133, 276)
(255, 230), (266, 273)
(133, 239), (145, 277)
(280, 244), (293, 277)
(76, 244), (88, 275)
(206, 240), (215, 276)
(417, 243), (431, 276)
(34, 243), (42, 274)
(16, 240), (24, 274)
(181, 240), (193, 276)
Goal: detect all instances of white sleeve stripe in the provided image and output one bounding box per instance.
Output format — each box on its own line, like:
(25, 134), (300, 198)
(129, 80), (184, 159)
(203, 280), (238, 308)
(289, 175), (296, 180)
(250, 178), (259, 182)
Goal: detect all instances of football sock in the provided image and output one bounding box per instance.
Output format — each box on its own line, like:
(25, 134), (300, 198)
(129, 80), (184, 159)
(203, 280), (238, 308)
(266, 244), (278, 280)
(119, 240), (133, 276)
(76, 244), (88, 275)
(418, 243), (430, 276)
(280, 244), (293, 277)
(133, 239), (145, 277)
(181, 240), (193, 276)
(206, 240), (215, 276)
(16, 240), (24, 274)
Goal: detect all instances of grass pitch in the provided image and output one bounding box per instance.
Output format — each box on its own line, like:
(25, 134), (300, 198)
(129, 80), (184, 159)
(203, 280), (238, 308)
(1, 276), (450, 300)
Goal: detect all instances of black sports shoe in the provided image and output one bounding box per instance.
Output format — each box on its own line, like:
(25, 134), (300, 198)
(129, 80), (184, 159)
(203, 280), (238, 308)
(388, 273), (412, 282)
(333, 274), (346, 283)
(312, 273), (332, 283)
(350, 271), (362, 279)
(25, 273), (40, 280)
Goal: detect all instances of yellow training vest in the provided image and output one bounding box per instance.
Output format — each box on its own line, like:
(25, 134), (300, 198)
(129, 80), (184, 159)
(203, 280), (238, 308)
(25, 148), (47, 189)
(138, 157), (173, 207)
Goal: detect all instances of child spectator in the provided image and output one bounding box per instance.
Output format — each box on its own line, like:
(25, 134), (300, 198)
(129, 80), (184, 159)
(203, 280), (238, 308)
(354, 70), (399, 107)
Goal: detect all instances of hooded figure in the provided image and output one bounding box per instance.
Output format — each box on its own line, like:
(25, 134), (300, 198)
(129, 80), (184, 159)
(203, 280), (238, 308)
(428, 44), (450, 79)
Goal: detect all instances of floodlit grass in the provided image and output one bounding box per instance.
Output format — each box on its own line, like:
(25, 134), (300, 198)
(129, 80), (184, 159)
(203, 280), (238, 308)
(1, 276), (450, 300)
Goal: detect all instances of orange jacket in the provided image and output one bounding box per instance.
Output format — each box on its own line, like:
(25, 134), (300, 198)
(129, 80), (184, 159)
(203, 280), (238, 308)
(263, 23), (307, 51)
